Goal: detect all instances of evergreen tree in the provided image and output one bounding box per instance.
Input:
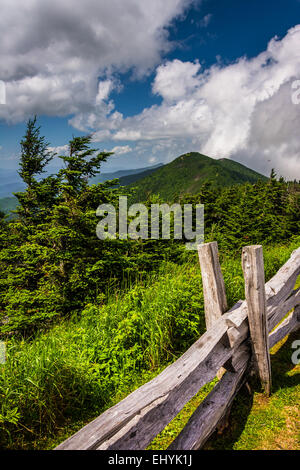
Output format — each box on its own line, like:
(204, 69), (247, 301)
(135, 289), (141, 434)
(1, 130), (137, 334)
(15, 116), (56, 223)
(1, 121), (299, 337)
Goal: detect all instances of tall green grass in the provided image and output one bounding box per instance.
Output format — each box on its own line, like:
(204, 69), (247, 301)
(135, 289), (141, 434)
(0, 236), (299, 449)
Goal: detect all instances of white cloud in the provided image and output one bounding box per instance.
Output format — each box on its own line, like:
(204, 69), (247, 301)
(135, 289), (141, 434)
(152, 59), (201, 102)
(77, 25), (300, 179)
(1, 1), (299, 179)
(96, 80), (115, 104)
(48, 143), (132, 158)
(108, 145), (132, 156)
(0, 0), (195, 122)
(47, 145), (69, 156)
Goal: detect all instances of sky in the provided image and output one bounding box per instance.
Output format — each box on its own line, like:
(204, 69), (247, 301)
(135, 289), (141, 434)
(0, 0), (300, 178)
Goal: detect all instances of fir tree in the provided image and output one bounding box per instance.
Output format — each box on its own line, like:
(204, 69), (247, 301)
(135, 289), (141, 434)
(15, 116), (56, 223)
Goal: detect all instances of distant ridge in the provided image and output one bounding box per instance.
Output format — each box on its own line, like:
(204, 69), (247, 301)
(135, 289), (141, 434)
(0, 163), (165, 212)
(0, 163), (164, 198)
(90, 163), (163, 184)
(0, 155), (268, 212)
(127, 152), (268, 202)
(117, 165), (165, 186)
(0, 196), (17, 215)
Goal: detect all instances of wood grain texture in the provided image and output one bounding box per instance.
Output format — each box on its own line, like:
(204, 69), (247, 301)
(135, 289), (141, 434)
(242, 245), (272, 396)
(198, 242), (228, 378)
(56, 316), (232, 450)
(197, 242), (228, 330)
(268, 288), (300, 332)
(269, 306), (300, 349)
(55, 246), (300, 450)
(168, 347), (250, 450)
(90, 339), (233, 450)
(265, 247), (300, 309)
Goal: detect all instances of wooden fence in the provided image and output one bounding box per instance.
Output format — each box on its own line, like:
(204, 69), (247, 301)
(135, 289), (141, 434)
(55, 243), (300, 450)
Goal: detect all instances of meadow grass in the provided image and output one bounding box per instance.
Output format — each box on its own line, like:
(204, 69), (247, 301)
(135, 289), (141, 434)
(0, 236), (299, 450)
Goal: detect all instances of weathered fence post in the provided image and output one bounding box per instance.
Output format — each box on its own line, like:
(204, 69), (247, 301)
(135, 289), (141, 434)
(198, 241), (228, 381)
(197, 242), (228, 330)
(242, 245), (272, 396)
(55, 246), (299, 451)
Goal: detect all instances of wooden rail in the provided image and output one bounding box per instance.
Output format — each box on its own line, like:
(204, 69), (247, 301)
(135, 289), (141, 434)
(55, 243), (300, 451)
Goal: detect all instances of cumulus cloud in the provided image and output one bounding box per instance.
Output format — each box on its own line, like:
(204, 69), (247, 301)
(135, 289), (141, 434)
(96, 80), (115, 105)
(152, 59), (202, 102)
(107, 145), (132, 156)
(0, 0), (194, 122)
(47, 145), (70, 157)
(77, 25), (300, 179)
(233, 81), (300, 178)
(1, 0), (300, 179)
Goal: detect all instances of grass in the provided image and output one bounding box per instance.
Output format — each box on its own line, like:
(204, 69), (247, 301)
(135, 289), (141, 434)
(0, 261), (207, 449)
(0, 236), (299, 450)
(147, 331), (300, 450)
(205, 331), (300, 450)
(149, 264), (300, 451)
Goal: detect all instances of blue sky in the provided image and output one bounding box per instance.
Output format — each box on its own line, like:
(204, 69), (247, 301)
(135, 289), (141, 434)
(0, 0), (300, 178)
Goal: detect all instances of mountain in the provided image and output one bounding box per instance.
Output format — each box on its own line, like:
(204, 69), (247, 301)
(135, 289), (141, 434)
(0, 155), (267, 212)
(0, 196), (17, 214)
(90, 163), (163, 185)
(0, 164), (164, 199)
(117, 165), (165, 186)
(0, 168), (26, 198)
(0, 163), (164, 212)
(127, 152), (268, 202)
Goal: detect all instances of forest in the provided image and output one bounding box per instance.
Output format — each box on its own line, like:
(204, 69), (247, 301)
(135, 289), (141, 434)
(0, 118), (299, 449)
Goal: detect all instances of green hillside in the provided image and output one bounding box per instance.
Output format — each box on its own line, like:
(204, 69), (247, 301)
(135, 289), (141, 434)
(118, 165), (164, 186)
(0, 166), (163, 213)
(90, 163), (163, 184)
(128, 152), (267, 202)
(0, 196), (17, 214)
(1, 237), (299, 450)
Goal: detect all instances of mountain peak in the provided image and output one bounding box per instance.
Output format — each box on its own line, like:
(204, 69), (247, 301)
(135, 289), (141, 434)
(127, 152), (267, 202)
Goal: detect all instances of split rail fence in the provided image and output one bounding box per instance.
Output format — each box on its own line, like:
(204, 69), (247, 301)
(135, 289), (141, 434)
(56, 243), (300, 450)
